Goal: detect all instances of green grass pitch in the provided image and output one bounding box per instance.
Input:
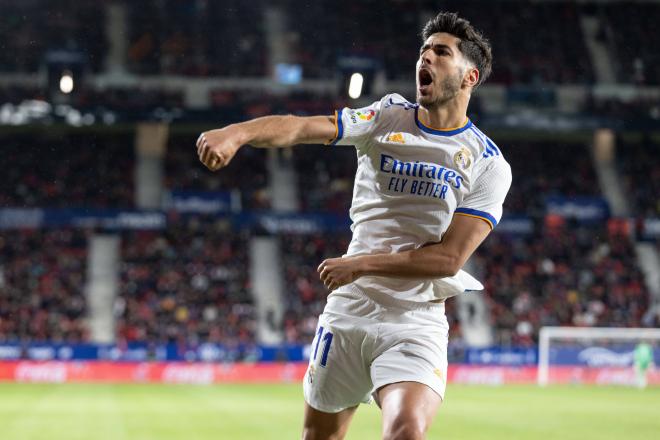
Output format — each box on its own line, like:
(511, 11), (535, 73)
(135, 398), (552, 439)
(1, 382), (658, 439)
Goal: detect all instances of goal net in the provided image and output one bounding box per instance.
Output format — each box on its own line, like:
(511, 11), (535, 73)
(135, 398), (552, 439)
(538, 327), (660, 386)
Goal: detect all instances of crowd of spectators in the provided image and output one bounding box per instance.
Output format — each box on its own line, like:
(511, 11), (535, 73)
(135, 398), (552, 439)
(0, 122), (655, 348)
(292, 144), (356, 214)
(283, 0), (594, 84)
(117, 216), (255, 346)
(0, 133), (134, 209)
(2, 0), (659, 91)
(601, 2), (660, 85)
(275, 217), (650, 347)
(279, 232), (352, 344)
(125, 0), (266, 76)
(477, 219), (649, 346)
(0, 0), (106, 73)
(0, 229), (89, 343)
(503, 141), (600, 217)
(0, 0), (602, 85)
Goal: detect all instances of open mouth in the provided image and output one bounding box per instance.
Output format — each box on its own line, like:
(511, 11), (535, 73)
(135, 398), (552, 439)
(419, 69), (433, 87)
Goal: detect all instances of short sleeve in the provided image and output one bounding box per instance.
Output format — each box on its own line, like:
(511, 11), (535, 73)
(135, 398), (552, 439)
(327, 96), (388, 147)
(455, 159), (512, 229)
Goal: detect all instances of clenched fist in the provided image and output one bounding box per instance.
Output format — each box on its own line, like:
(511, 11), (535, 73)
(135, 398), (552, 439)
(196, 127), (243, 171)
(317, 256), (364, 291)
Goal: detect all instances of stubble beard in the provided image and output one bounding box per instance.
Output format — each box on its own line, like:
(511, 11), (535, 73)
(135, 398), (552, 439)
(416, 70), (463, 109)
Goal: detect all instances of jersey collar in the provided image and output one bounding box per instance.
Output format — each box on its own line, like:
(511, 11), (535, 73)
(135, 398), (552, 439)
(415, 107), (472, 136)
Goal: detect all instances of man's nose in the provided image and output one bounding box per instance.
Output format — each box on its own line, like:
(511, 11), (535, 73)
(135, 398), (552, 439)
(420, 51), (432, 66)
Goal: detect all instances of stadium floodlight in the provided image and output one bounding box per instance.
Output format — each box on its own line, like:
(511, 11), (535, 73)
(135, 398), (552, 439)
(59, 71), (74, 94)
(538, 326), (660, 386)
(348, 73), (364, 99)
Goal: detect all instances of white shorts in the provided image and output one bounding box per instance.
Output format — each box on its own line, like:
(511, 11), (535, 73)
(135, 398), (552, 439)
(303, 287), (449, 413)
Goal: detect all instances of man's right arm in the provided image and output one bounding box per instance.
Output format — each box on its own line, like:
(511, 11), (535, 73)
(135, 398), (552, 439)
(196, 114), (336, 171)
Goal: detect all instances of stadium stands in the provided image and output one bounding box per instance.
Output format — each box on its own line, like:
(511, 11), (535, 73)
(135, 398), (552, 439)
(601, 1), (660, 85)
(279, 232), (351, 343)
(125, 0), (267, 76)
(477, 221), (649, 346)
(0, 229), (89, 343)
(502, 141), (600, 217)
(0, 0), (106, 73)
(0, 1), (598, 83)
(292, 145), (356, 213)
(0, 1), (657, 354)
(117, 216), (255, 345)
(0, 133), (134, 208)
(284, 0), (594, 84)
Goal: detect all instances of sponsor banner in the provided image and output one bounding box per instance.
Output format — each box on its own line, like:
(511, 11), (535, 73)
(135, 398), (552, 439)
(5, 343), (656, 367)
(545, 196), (610, 222)
(235, 213), (351, 234)
(550, 345), (660, 367)
(449, 366), (536, 385)
(0, 361), (307, 384)
(0, 343), (306, 362)
(0, 209), (352, 233)
(166, 191), (234, 214)
(0, 208), (166, 230)
(450, 366), (660, 386)
(1, 362), (659, 385)
(546, 366), (660, 386)
(0, 208), (44, 228)
(494, 216), (533, 235)
(464, 348), (537, 366)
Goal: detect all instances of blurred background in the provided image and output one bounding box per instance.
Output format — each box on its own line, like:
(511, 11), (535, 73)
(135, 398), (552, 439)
(0, 0), (659, 438)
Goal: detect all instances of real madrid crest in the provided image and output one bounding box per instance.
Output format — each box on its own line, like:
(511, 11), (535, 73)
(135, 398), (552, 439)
(453, 147), (472, 170)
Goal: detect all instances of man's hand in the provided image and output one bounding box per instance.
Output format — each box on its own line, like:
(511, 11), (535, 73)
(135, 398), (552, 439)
(196, 127), (244, 171)
(317, 256), (364, 291)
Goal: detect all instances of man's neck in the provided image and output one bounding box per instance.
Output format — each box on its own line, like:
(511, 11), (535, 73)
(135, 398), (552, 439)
(418, 94), (470, 130)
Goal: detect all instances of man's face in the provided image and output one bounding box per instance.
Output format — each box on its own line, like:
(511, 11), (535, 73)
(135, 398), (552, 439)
(416, 32), (472, 108)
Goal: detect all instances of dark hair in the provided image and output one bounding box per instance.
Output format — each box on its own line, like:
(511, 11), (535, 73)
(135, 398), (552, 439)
(421, 12), (492, 88)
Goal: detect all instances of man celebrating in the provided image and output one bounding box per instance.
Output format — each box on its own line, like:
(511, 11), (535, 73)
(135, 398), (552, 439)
(197, 11), (511, 440)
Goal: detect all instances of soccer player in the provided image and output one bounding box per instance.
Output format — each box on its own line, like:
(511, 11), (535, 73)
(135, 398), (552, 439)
(196, 11), (511, 440)
(633, 341), (655, 389)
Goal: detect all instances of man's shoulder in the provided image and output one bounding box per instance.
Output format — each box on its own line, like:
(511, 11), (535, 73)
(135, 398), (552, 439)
(462, 123), (510, 172)
(381, 93), (418, 111)
(370, 93), (417, 129)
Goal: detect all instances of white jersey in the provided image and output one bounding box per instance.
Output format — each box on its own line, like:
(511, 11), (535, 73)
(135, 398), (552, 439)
(328, 93), (512, 302)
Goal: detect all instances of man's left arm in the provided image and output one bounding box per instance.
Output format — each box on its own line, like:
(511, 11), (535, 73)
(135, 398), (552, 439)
(318, 214), (491, 291)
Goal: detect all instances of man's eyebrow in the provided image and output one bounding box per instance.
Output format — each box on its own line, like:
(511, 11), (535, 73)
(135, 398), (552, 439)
(420, 43), (453, 54)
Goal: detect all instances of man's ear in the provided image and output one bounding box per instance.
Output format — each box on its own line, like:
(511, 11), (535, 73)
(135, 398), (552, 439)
(463, 66), (479, 88)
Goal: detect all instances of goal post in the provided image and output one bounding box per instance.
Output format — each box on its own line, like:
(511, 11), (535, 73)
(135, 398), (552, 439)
(538, 327), (660, 386)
